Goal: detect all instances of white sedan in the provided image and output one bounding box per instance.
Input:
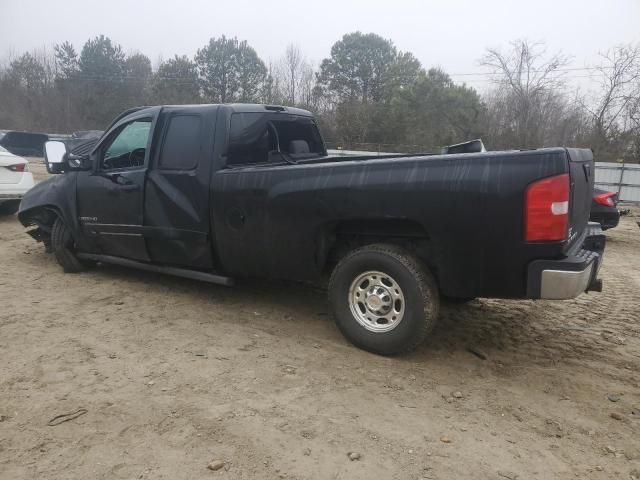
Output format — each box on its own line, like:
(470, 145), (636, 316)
(0, 145), (35, 215)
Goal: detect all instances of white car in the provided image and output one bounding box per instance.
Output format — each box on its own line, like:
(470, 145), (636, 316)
(0, 145), (35, 215)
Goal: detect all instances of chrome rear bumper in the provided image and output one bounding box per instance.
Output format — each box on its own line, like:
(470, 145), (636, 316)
(527, 223), (605, 300)
(540, 263), (595, 299)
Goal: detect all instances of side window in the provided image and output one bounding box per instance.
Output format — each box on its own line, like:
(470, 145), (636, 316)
(101, 119), (152, 170)
(159, 115), (202, 170)
(227, 113), (277, 166)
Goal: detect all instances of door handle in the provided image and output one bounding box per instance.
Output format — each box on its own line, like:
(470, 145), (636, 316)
(107, 184), (140, 194)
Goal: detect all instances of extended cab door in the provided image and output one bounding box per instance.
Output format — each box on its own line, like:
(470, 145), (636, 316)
(142, 106), (216, 268)
(76, 111), (157, 261)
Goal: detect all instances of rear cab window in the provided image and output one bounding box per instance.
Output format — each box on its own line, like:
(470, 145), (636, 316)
(227, 112), (324, 166)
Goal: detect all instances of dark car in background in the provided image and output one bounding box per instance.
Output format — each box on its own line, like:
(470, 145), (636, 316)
(0, 131), (49, 157)
(65, 130), (104, 153)
(590, 188), (620, 230)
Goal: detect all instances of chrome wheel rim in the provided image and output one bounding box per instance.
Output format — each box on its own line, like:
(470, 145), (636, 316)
(348, 270), (405, 332)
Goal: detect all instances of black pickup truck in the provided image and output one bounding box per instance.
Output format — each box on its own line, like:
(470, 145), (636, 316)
(19, 104), (605, 355)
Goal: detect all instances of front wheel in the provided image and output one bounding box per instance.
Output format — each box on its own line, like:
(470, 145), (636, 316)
(51, 217), (89, 273)
(328, 244), (440, 355)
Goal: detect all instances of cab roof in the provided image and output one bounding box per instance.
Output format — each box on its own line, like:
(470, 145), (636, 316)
(122, 103), (313, 117)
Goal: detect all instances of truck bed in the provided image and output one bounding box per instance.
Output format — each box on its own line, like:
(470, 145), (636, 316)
(213, 147), (594, 298)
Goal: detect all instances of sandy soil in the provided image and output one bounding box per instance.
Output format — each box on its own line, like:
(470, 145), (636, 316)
(1, 161), (639, 480)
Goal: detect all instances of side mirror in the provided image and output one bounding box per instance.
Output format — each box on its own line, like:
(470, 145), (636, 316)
(44, 141), (92, 173)
(67, 153), (92, 171)
(44, 141), (67, 174)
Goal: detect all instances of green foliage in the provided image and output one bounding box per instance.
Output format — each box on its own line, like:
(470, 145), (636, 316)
(318, 32), (398, 104)
(78, 35), (126, 79)
(79, 36), (123, 80)
(54, 41), (78, 79)
(6, 53), (47, 90)
(125, 53), (152, 79)
(389, 68), (484, 148)
(2, 32), (633, 161)
(152, 55), (200, 105)
(319, 33), (482, 149)
(122, 53), (153, 108)
(195, 35), (267, 103)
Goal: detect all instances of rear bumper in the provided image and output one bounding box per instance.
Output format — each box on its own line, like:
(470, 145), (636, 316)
(526, 223), (605, 299)
(0, 193), (26, 200)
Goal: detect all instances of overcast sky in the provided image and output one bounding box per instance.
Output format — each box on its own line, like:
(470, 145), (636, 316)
(2, 0), (639, 91)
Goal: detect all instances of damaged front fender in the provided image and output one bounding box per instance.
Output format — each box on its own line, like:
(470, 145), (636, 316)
(17, 172), (89, 251)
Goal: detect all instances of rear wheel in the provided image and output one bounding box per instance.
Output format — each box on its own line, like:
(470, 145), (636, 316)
(51, 217), (88, 273)
(0, 201), (20, 215)
(328, 244), (439, 355)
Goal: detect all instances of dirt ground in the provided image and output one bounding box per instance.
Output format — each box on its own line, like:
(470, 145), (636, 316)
(1, 161), (639, 480)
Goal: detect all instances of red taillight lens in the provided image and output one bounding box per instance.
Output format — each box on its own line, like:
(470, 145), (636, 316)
(594, 191), (616, 207)
(524, 173), (570, 242)
(7, 163), (26, 172)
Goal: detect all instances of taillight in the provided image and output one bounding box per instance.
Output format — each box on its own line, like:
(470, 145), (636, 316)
(524, 173), (570, 242)
(7, 163), (27, 172)
(594, 191), (616, 207)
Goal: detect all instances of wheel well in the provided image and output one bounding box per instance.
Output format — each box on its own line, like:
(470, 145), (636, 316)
(319, 219), (439, 282)
(19, 206), (60, 233)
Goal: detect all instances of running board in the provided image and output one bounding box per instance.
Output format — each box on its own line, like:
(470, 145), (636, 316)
(76, 253), (234, 286)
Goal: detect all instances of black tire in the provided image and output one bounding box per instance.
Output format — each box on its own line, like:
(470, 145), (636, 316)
(0, 201), (20, 215)
(51, 217), (87, 273)
(328, 243), (439, 355)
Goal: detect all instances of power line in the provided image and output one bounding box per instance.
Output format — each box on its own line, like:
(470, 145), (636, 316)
(448, 66), (615, 77)
(46, 64), (616, 82)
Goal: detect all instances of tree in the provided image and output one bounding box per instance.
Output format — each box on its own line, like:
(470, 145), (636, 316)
(318, 32), (398, 104)
(195, 36), (266, 103)
(123, 53), (152, 107)
(317, 32), (425, 146)
(236, 40), (268, 102)
(378, 68), (483, 150)
(283, 44), (303, 104)
(54, 41), (79, 79)
(625, 93), (640, 162)
(78, 35), (126, 79)
(385, 51), (423, 98)
(480, 40), (569, 148)
(584, 44), (640, 162)
(125, 53), (152, 79)
(152, 55), (200, 104)
(261, 61), (282, 105)
(6, 53), (47, 90)
(0, 53), (49, 130)
(299, 62), (318, 109)
(75, 35), (128, 127)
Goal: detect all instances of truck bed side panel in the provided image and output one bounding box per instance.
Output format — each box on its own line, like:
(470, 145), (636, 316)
(212, 149), (569, 298)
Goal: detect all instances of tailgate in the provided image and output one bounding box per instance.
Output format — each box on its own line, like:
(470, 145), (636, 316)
(566, 148), (595, 249)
